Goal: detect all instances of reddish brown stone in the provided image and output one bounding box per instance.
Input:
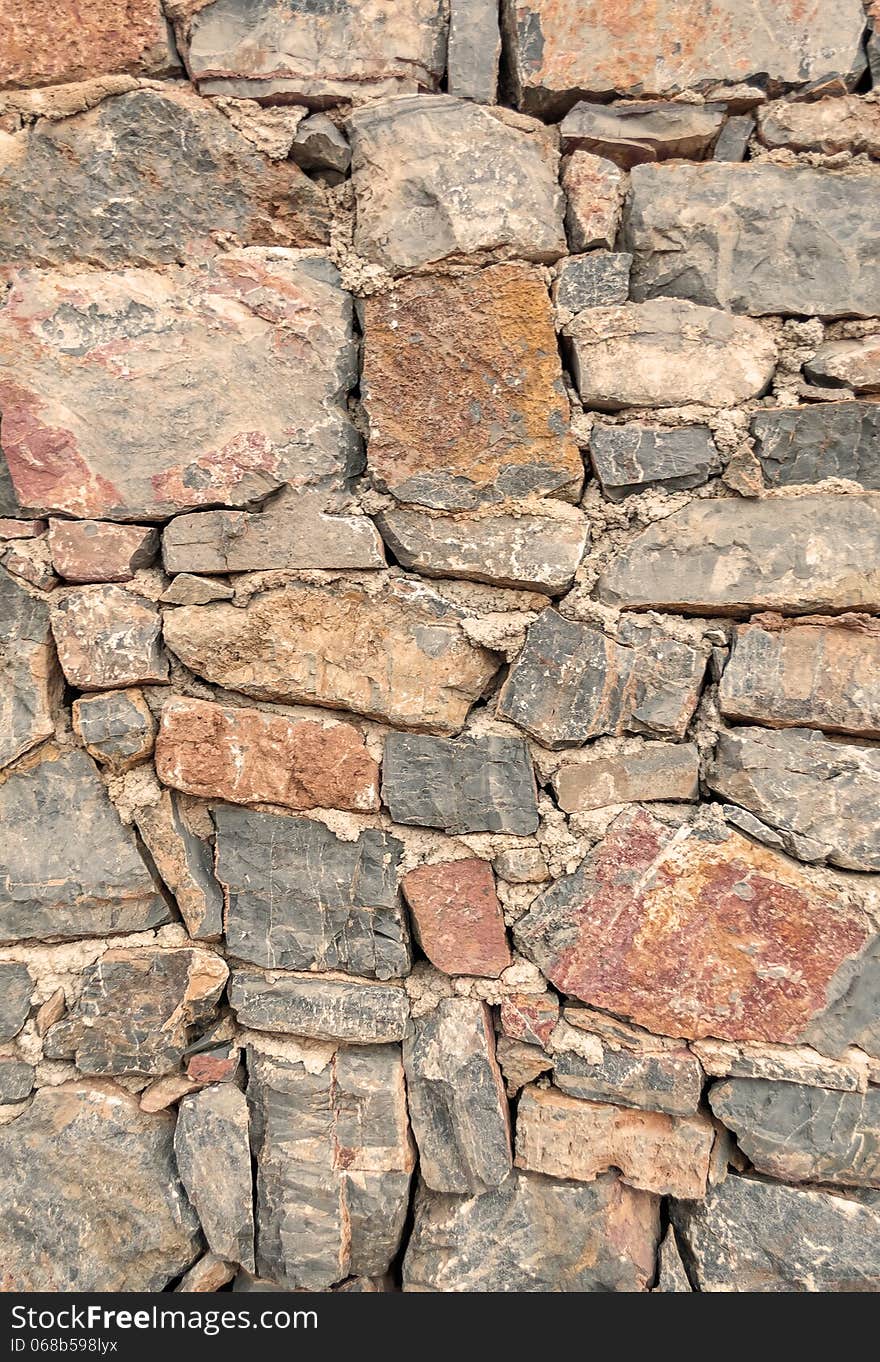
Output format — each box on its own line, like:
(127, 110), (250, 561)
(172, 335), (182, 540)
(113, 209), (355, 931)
(0, 519), (46, 540)
(155, 696), (379, 814)
(48, 520), (158, 584)
(499, 992), (559, 1048)
(514, 808), (874, 1045)
(0, 0), (176, 90)
(401, 859), (511, 978)
(186, 1050), (240, 1085)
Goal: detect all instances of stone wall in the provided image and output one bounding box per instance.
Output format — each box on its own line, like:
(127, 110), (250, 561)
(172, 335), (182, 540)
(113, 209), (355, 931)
(1, 0), (880, 1294)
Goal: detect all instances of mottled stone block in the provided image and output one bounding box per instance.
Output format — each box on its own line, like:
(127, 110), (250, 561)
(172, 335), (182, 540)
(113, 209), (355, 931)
(655, 1227), (692, 1292)
(0, 750), (168, 942)
(599, 496), (880, 616)
(229, 970), (409, 1044)
(381, 733), (539, 835)
(160, 575), (234, 606)
(403, 1000), (512, 1194)
(758, 96), (880, 158)
(625, 163), (880, 317)
(175, 1085), (255, 1270)
(0, 1057), (34, 1103)
(0, 962), (32, 1040)
(590, 424), (719, 500)
(499, 992), (559, 1048)
(553, 1046), (703, 1117)
(554, 742), (700, 812)
(752, 403), (880, 489)
(213, 806), (410, 978)
(362, 265), (581, 511)
(553, 253), (632, 316)
(561, 101), (725, 167)
(497, 610), (704, 748)
(48, 521), (158, 583)
(51, 586), (167, 689)
(72, 688), (156, 771)
(805, 339), (880, 394)
(0, 565), (59, 770)
(560, 151), (624, 251)
(134, 791), (224, 942)
(514, 807), (875, 1046)
(401, 859), (511, 978)
(0, 0), (177, 89)
(692, 1038), (870, 1093)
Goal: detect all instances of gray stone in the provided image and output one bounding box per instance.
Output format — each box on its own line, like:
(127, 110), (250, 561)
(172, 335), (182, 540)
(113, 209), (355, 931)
(213, 806), (410, 978)
(708, 726), (880, 872)
(803, 937), (880, 1062)
(590, 423), (719, 500)
(0, 87), (328, 267)
(51, 586), (167, 689)
(0, 750), (168, 942)
(175, 1085), (255, 1271)
(752, 403), (880, 489)
(347, 95), (565, 272)
(72, 688), (155, 770)
(248, 1043), (413, 1289)
(672, 1174), (880, 1291)
(564, 299), (776, 409)
(553, 1047), (703, 1117)
(870, 27), (880, 88)
(0, 963), (32, 1041)
(448, 0), (500, 102)
(709, 1078), (880, 1188)
(44, 947), (227, 1076)
(655, 1227), (692, 1292)
(0, 566), (59, 771)
(553, 253), (632, 315)
(160, 575), (234, 606)
(134, 791), (225, 941)
(404, 1170), (660, 1291)
(403, 999), (512, 1195)
(380, 733), (539, 835)
(712, 114), (755, 161)
(375, 508), (588, 595)
(0, 1081), (201, 1290)
(229, 970), (409, 1044)
(0, 1057), (34, 1103)
(497, 610), (704, 748)
(290, 114), (351, 176)
(625, 163), (880, 318)
(554, 742), (700, 812)
(804, 338), (880, 394)
(561, 100), (725, 167)
(599, 495), (880, 615)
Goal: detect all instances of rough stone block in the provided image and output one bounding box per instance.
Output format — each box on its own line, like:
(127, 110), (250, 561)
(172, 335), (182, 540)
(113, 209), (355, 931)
(560, 151), (624, 251)
(499, 992), (559, 1048)
(752, 402), (880, 489)
(229, 970), (409, 1044)
(401, 859), (511, 978)
(561, 101), (725, 167)
(553, 1046), (703, 1117)
(134, 791), (224, 942)
(553, 253), (632, 315)
(175, 1085), (255, 1270)
(448, 0), (500, 102)
(0, 962), (33, 1040)
(554, 742), (700, 812)
(0, 0), (177, 90)
(589, 423), (719, 500)
(0, 565), (59, 770)
(381, 732), (539, 835)
(804, 339), (880, 394)
(72, 688), (156, 771)
(48, 520), (158, 583)
(0, 1057), (34, 1103)
(51, 586), (167, 689)
(758, 96), (880, 158)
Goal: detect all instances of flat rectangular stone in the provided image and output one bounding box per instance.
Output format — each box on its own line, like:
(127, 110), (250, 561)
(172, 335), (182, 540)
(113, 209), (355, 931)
(693, 1038), (869, 1093)
(48, 520), (158, 582)
(589, 423), (719, 500)
(155, 697), (379, 814)
(561, 101), (726, 167)
(757, 96), (880, 158)
(599, 496), (880, 616)
(51, 586), (167, 689)
(515, 1085), (718, 1199)
(553, 253), (632, 316)
(497, 609), (705, 748)
(625, 163), (880, 317)
(553, 1046), (703, 1117)
(0, 0), (177, 89)
(752, 403), (880, 489)
(381, 733), (538, 835)
(213, 805), (410, 978)
(448, 0), (500, 102)
(229, 970), (409, 1044)
(719, 615), (880, 739)
(554, 742), (700, 812)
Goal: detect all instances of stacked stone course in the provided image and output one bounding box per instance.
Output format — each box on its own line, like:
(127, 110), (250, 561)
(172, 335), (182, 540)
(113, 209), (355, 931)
(2, 0), (880, 1293)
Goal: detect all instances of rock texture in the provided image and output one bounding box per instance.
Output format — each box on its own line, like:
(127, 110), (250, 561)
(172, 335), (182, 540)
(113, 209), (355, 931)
(561, 101), (726, 167)
(174, 1084), (254, 1269)
(0, 1), (178, 90)
(752, 403), (880, 489)
(0, 566), (59, 770)
(554, 742), (700, 812)
(589, 424), (719, 500)
(401, 859), (511, 978)
(381, 732), (539, 834)
(72, 689), (156, 770)
(229, 970), (409, 1044)
(51, 586), (167, 689)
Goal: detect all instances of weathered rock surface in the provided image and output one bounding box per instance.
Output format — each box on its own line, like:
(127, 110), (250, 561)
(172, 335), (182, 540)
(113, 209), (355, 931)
(625, 163), (880, 317)
(553, 1046), (703, 1117)
(175, 1084), (254, 1270)
(0, 962), (32, 1041)
(561, 101), (725, 166)
(155, 697), (379, 814)
(248, 1043), (414, 1290)
(589, 424), (719, 500)
(497, 610), (704, 747)
(514, 807), (875, 1045)
(497, 1037), (554, 1095)
(362, 265), (580, 511)
(45, 947), (227, 1076)
(0, 1057), (34, 1103)
(0, 254), (356, 520)
(229, 970), (409, 1044)
(655, 1227), (692, 1292)
(708, 725), (880, 872)
(381, 733), (539, 835)
(560, 151), (624, 251)
(348, 96), (565, 272)
(752, 403), (880, 489)
(564, 300), (776, 409)
(599, 496), (880, 615)
(516, 1085), (717, 1198)
(0, 88), (328, 267)
(448, 0), (500, 102)
(719, 615), (880, 739)
(176, 0), (447, 101)
(404, 1000), (511, 1194)
(709, 1079), (880, 1188)
(160, 575), (234, 606)
(0, 750), (168, 942)
(672, 1174), (880, 1292)
(692, 1038), (870, 1093)
(554, 742), (700, 812)
(502, 0), (868, 113)
(401, 859), (511, 978)
(375, 508), (587, 595)
(758, 97), (880, 158)
(499, 993), (559, 1048)
(290, 114), (350, 177)
(712, 114), (755, 162)
(72, 688), (156, 770)
(553, 252), (631, 315)
(51, 586), (167, 689)
(404, 1169), (659, 1291)
(0, 1081), (200, 1290)
(214, 806), (410, 978)
(134, 792), (224, 941)
(0, 566), (59, 770)
(805, 339), (880, 394)
(163, 580), (498, 734)
(0, 0), (177, 90)
(48, 520), (158, 583)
